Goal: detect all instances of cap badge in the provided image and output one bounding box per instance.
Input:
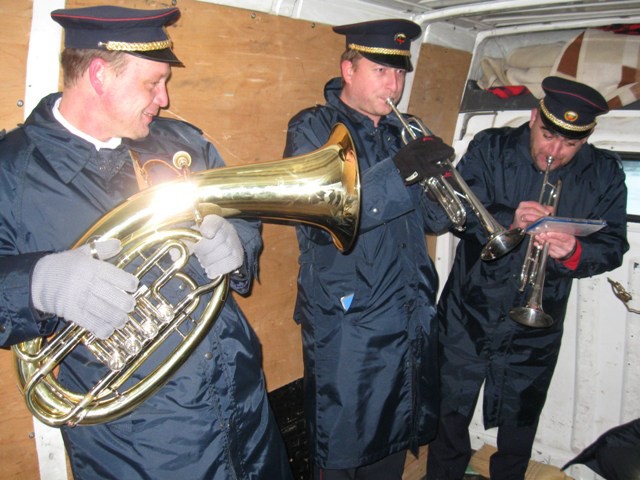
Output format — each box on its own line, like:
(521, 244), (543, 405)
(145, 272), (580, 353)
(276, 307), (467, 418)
(564, 111), (578, 123)
(394, 33), (407, 45)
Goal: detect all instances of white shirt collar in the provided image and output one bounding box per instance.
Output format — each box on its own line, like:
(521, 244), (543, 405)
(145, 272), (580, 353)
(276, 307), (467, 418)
(52, 97), (122, 151)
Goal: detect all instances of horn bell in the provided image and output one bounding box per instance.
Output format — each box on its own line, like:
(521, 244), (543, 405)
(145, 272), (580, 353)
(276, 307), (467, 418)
(13, 123), (360, 426)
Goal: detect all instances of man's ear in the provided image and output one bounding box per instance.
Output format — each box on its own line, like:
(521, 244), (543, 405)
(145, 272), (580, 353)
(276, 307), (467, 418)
(529, 107), (538, 128)
(340, 59), (354, 86)
(88, 57), (107, 95)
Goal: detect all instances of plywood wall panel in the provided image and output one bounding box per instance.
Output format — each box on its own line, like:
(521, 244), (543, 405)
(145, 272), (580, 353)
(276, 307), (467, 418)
(166, 4), (342, 167)
(409, 43), (471, 144)
(0, 2), (41, 478)
(0, 1), (31, 131)
(0, 351), (40, 479)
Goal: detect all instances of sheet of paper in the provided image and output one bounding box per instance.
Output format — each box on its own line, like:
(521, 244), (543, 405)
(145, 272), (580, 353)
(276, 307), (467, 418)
(525, 216), (607, 236)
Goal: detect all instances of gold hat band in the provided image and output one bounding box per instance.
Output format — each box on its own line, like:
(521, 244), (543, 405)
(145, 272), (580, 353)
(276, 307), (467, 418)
(539, 99), (596, 132)
(348, 43), (411, 57)
(99, 38), (172, 52)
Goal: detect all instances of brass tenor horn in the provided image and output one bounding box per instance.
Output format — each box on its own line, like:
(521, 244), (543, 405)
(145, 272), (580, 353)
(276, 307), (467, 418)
(13, 123), (360, 427)
(386, 99), (524, 260)
(509, 156), (561, 328)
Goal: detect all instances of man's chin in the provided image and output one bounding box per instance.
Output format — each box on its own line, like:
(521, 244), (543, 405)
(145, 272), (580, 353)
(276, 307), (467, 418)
(131, 126), (151, 140)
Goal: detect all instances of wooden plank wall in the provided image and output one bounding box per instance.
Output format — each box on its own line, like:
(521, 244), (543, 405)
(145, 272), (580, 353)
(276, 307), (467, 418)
(0, 2), (40, 478)
(0, 0), (469, 477)
(0, 1), (30, 129)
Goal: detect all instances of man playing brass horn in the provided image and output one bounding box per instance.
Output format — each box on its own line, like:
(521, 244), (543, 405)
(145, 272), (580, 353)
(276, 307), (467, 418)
(0, 6), (291, 479)
(283, 18), (453, 479)
(427, 77), (629, 480)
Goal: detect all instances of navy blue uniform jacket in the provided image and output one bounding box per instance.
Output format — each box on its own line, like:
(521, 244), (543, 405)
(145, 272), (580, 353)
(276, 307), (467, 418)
(438, 123), (628, 428)
(0, 93), (292, 480)
(283, 78), (449, 469)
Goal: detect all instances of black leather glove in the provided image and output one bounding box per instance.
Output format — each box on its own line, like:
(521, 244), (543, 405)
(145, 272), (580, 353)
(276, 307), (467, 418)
(393, 136), (454, 185)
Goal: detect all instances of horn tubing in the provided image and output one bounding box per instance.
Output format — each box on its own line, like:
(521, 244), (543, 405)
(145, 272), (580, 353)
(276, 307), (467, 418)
(13, 123), (360, 426)
(77, 123), (360, 253)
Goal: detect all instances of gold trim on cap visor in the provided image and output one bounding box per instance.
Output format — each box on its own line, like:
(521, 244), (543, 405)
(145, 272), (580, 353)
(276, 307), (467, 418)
(99, 39), (173, 52)
(348, 43), (411, 57)
(539, 100), (595, 132)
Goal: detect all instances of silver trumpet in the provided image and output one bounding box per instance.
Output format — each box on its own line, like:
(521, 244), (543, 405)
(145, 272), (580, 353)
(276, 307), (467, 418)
(509, 156), (562, 328)
(386, 99), (524, 261)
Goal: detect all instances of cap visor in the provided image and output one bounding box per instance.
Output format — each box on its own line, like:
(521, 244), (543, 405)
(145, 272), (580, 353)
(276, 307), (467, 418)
(361, 52), (413, 72)
(129, 48), (183, 66)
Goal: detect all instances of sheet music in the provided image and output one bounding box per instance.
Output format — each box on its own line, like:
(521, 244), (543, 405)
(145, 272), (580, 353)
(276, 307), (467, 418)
(525, 217), (607, 236)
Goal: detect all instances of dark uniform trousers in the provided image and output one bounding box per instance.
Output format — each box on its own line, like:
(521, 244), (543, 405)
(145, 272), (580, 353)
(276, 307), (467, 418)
(314, 451), (407, 480)
(426, 409), (539, 480)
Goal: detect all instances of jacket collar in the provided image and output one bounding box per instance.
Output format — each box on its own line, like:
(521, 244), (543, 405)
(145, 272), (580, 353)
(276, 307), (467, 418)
(23, 93), (130, 184)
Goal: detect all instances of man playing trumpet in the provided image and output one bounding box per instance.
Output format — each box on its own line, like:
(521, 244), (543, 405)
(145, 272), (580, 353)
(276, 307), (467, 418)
(283, 18), (454, 479)
(427, 76), (629, 480)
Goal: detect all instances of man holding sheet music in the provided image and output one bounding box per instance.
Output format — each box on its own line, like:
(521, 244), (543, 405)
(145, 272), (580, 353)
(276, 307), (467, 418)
(427, 76), (629, 480)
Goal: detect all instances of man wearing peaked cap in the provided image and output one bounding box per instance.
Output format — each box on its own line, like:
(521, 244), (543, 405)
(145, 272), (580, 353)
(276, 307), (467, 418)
(0, 5), (292, 480)
(538, 75), (610, 139)
(333, 19), (422, 71)
(427, 77), (627, 479)
(51, 6), (183, 65)
(284, 17), (453, 480)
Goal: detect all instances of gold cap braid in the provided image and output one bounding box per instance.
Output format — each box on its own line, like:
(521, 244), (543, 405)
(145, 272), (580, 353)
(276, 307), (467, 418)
(99, 38), (173, 53)
(348, 43), (411, 57)
(539, 99), (596, 132)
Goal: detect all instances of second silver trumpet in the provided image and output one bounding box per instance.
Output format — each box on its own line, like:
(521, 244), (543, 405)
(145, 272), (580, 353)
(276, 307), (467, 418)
(509, 156), (562, 328)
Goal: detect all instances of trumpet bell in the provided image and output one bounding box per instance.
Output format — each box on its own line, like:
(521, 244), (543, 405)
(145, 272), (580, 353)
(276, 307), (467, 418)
(481, 227), (525, 261)
(509, 306), (554, 328)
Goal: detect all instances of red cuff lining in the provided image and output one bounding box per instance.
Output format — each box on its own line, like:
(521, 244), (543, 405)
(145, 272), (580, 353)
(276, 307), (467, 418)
(561, 240), (582, 270)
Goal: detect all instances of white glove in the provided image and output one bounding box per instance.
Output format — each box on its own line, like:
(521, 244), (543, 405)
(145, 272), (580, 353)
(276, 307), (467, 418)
(192, 215), (244, 279)
(31, 239), (139, 340)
